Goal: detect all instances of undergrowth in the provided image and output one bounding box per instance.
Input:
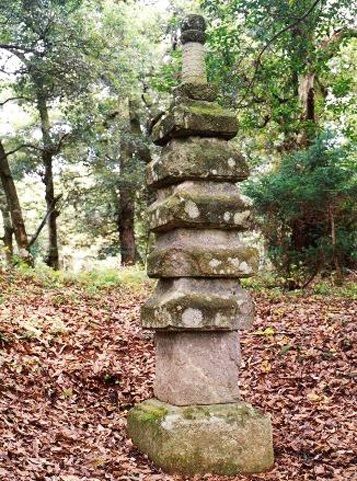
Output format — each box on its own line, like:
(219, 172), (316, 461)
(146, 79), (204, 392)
(1, 264), (355, 299)
(241, 274), (357, 298)
(1, 263), (151, 294)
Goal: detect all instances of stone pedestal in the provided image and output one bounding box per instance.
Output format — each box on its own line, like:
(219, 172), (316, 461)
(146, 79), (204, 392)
(128, 400), (273, 475)
(127, 13), (273, 475)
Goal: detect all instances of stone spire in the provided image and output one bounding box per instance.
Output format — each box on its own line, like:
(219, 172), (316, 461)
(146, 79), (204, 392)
(127, 14), (274, 476)
(181, 14), (207, 85)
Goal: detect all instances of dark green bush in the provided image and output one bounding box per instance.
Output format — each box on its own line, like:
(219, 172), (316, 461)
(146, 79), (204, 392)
(246, 133), (357, 288)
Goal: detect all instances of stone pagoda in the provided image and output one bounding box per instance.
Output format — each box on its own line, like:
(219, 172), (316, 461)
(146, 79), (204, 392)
(127, 14), (274, 475)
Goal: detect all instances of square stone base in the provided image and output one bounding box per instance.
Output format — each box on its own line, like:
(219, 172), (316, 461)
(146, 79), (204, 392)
(127, 399), (274, 475)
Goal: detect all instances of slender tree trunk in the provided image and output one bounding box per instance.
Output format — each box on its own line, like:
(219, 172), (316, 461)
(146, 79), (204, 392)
(0, 195), (14, 264)
(298, 71), (316, 147)
(118, 173), (136, 266)
(0, 141), (32, 263)
(117, 99), (151, 266)
(37, 93), (60, 270)
(43, 153), (59, 269)
(329, 205), (343, 284)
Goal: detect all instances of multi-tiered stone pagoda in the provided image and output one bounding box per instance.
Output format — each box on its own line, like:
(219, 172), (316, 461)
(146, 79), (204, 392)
(127, 14), (274, 475)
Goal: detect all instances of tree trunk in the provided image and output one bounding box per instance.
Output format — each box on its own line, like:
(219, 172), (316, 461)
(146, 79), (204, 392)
(43, 153), (59, 270)
(0, 141), (32, 263)
(37, 92), (60, 270)
(298, 71), (316, 147)
(0, 195), (14, 264)
(117, 99), (151, 266)
(329, 205), (343, 284)
(118, 176), (136, 266)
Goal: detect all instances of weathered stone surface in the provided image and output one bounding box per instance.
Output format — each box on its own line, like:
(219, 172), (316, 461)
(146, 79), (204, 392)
(147, 229), (258, 278)
(141, 278), (254, 330)
(182, 42), (207, 84)
(154, 331), (240, 405)
(174, 82), (218, 102)
(181, 14), (206, 44)
(151, 101), (238, 146)
(147, 137), (249, 188)
(127, 399), (274, 475)
(149, 181), (252, 232)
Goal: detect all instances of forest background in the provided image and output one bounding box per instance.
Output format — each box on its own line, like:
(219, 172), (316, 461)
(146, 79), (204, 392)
(0, 0), (356, 289)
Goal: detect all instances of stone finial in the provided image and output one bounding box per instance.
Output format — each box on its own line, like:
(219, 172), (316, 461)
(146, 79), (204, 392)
(181, 14), (207, 85)
(181, 14), (206, 44)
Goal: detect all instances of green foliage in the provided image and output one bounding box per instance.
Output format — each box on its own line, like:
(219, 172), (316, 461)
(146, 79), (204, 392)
(0, 0), (355, 276)
(242, 272), (357, 298)
(202, 0), (356, 153)
(0, 0), (102, 102)
(76, 267), (149, 291)
(246, 133), (357, 286)
(17, 262), (149, 291)
(151, 49), (183, 93)
(0, 0), (168, 265)
(311, 279), (357, 298)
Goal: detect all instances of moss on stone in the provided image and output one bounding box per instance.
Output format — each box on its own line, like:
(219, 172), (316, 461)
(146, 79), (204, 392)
(147, 138), (249, 188)
(127, 399), (274, 475)
(149, 189), (251, 232)
(151, 101), (238, 146)
(182, 407), (197, 419)
(184, 100), (227, 116)
(147, 245), (258, 278)
(134, 403), (169, 423)
(182, 405), (211, 420)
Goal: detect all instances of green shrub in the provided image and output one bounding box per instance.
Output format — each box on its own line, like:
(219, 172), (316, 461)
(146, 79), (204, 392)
(246, 133), (357, 288)
(15, 262), (149, 292)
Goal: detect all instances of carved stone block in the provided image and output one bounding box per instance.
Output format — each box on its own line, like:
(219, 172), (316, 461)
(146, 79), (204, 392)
(154, 331), (240, 405)
(151, 101), (238, 146)
(147, 229), (258, 278)
(141, 278), (254, 330)
(149, 181), (252, 232)
(127, 399), (274, 475)
(147, 137), (249, 188)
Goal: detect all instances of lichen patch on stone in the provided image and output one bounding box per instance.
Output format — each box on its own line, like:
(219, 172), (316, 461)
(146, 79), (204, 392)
(234, 211), (250, 225)
(228, 257), (241, 267)
(239, 261), (250, 274)
(161, 413), (181, 430)
(209, 258), (221, 268)
(182, 308), (203, 327)
(184, 200), (200, 218)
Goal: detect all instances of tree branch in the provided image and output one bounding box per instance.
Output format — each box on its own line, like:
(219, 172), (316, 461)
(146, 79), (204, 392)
(0, 45), (29, 65)
(2, 145), (26, 157)
(0, 96), (32, 106)
(0, 43), (33, 53)
(55, 132), (70, 154)
(3, 143), (43, 158)
(236, 0), (322, 107)
(28, 194), (63, 248)
(318, 27), (357, 58)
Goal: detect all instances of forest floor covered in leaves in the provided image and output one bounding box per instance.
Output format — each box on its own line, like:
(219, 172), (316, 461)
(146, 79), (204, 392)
(0, 268), (355, 481)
